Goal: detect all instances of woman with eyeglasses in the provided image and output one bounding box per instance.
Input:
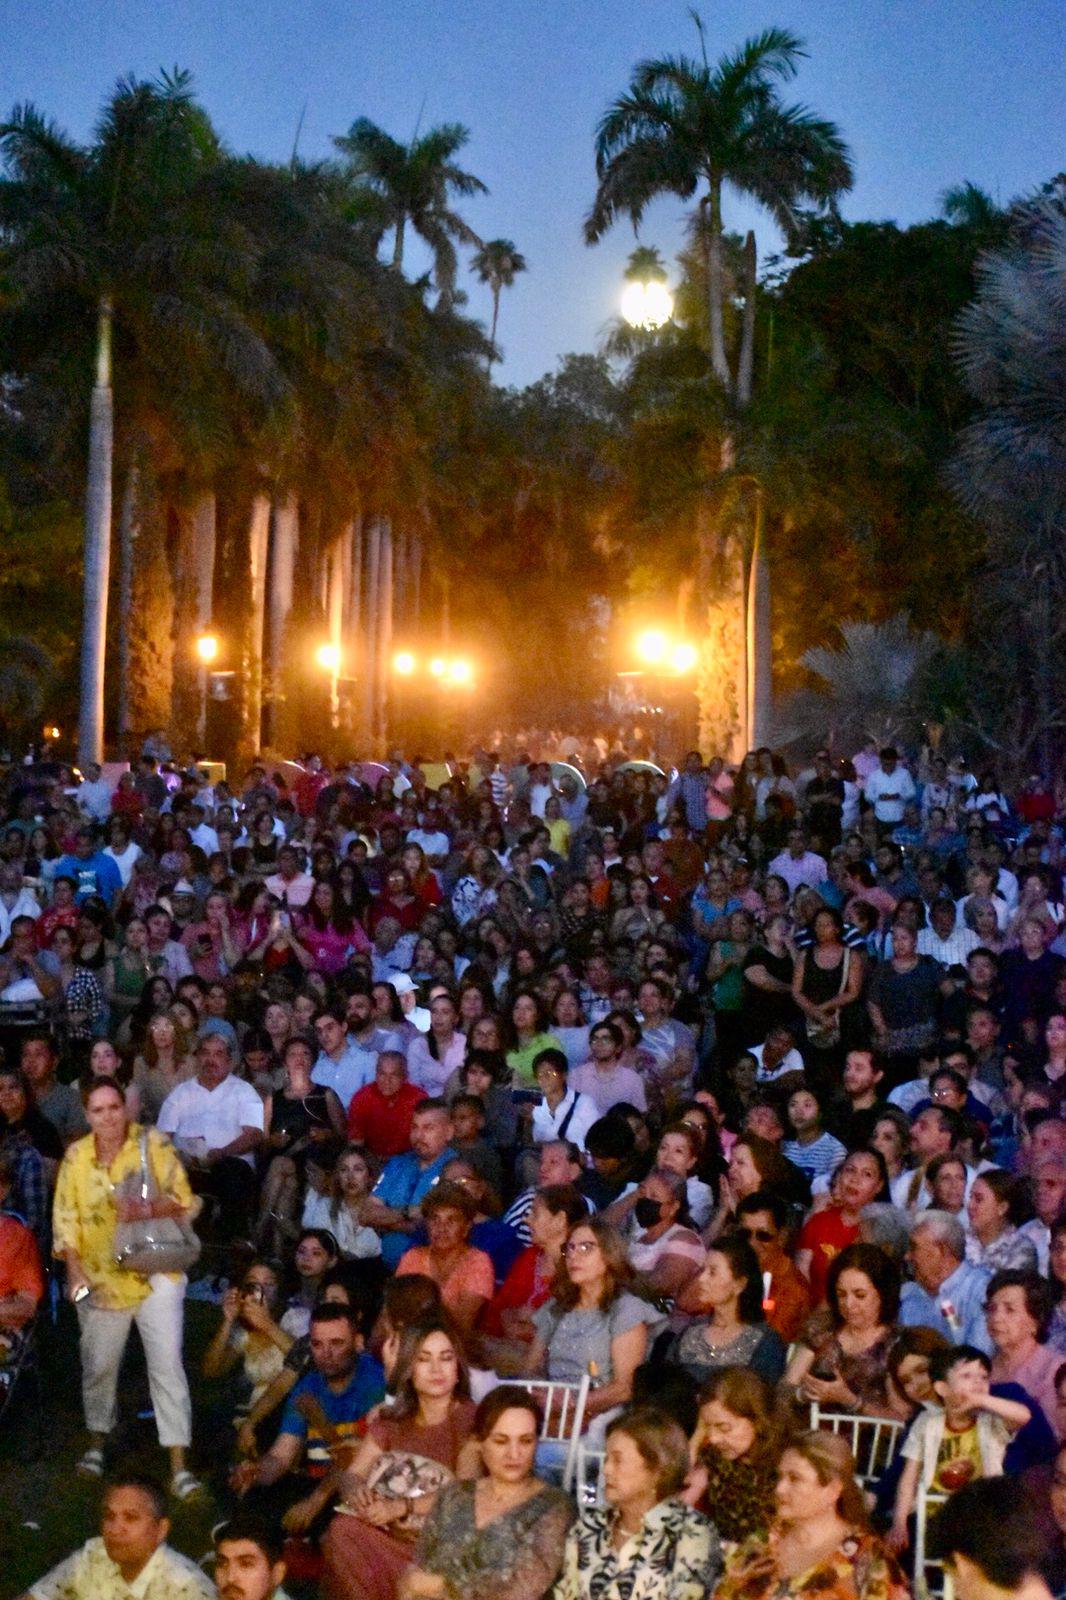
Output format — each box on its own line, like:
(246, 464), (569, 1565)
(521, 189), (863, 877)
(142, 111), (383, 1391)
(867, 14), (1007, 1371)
(522, 1216), (658, 1435)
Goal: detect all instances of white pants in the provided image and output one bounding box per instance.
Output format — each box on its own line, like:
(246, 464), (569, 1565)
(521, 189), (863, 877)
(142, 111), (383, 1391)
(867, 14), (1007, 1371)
(77, 1274), (191, 1447)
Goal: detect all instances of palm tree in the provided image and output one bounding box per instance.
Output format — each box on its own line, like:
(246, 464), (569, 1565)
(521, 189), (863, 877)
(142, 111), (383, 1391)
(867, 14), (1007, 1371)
(334, 118), (487, 300)
(0, 70), (283, 762)
(584, 24), (853, 747)
(470, 238), (527, 362)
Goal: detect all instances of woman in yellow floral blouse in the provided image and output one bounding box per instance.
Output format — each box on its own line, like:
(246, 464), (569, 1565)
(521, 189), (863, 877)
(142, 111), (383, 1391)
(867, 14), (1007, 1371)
(53, 1074), (201, 1499)
(712, 1431), (908, 1600)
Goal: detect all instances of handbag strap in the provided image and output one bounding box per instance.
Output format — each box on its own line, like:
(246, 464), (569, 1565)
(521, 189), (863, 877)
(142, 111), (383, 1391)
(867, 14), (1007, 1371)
(138, 1128), (151, 1202)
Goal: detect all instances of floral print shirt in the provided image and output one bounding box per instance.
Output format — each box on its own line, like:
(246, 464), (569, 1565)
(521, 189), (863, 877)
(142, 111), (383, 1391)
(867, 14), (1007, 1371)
(713, 1525), (909, 1600)
(552, 1497), (720, 1600)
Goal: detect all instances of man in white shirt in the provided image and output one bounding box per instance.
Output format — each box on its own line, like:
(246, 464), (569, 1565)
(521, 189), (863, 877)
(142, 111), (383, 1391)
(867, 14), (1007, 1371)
(158, 1032), (264, 1241)
(24, 1474), (213, 1600)
(187, 804), (220, 857)
(752, 1024), (805, 1083)
(75, 762), (115, 824)
(768, 827), (828, 894)
(527, 762), (554, 819)
(0, 863), (40, 945)
(917, 898), (980, 966)
(406, 823), (450, 865)
(863, 747), (917, 830)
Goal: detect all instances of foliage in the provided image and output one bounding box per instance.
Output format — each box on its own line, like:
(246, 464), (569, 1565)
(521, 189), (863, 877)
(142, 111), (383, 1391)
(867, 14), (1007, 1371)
(773, 616), (941, 750)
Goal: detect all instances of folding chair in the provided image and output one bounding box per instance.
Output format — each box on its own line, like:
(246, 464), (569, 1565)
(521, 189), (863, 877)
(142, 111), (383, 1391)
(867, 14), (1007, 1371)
(914, 1484), (950, 1600)
(574, 1441), (606, 1507)
(808, 1405), (905, 1489)
(0, 1311), (43, 1455)
(519, 1375), (591, 1492)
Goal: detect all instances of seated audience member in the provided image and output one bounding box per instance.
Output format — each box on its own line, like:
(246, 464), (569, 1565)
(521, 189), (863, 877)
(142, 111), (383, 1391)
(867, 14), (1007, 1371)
(653, 1123), (716, 1230)
(889, 1343), (1031, 1553)
(0, 1146), (44, 1363)
(829, 1048), (889, 1149)
(932, 1475), (1058, 1600)
(553, 1407), (721, 1600)
(401, 1384), (574, 1600)
(795, 1148), (889, 1306)
(622, 1167), (706, 1300)
(681, 1367), (782, 1543)
(302, 1142), (383, 1261)
(528, 1047), (599, 1153)
(362, 1099), (456, 1270)
(1017, 1154), (1066, 1273)
(662, 1235), (786, 1385)
(446, 1092), (505, 1194)
(734, 1188), (812, 1341)
(569, 1021), (649, 1116)
(785, 1242), (902, 1415)
(322, 1317), (480, 1600)
(346, 1051), (426, 1159)
(502, 1139), (589, 1246)
(230, 1303), (385, 1531)
(751, 1022), (805, 1084)
(395, 1180), (495, 1334)
(22, 1473), (214, 1600)
(712, 1429), (908, 1600)
(899, 1211), (992, 1349)
(523, 1215), (658, 1433)
(157, 1030), (265, 1242)
(579, 1113), (640, 1209)
(781, 1084), (848, 1183)
(212, 1515), (288, 1600)
(986, 1268), (1064, 1436)
(201, 1258), (293, 1422)
(435, 1157), (522, 1284)
(21, 1032), (87, 1146)
(453, 1048), (519, 1154)
(966, 1169), (1038, 1271)
(478, 1184), (588, 1373)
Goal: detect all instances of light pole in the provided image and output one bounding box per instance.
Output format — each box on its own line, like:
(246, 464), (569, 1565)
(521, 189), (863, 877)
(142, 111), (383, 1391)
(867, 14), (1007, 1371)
(194, 631), (219, 750)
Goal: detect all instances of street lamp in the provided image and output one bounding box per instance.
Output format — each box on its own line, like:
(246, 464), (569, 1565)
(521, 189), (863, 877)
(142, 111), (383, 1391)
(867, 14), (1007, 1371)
(428, 656), (447, 679)
(621, 278), (674, 332)
(670, 642), (698, 674)
(195, 632), (219, 665)
(447, 658), (473, 687)
(393, 650), (417, 676)
(316, 642), (341, 674)
(636, 628), (669, 666)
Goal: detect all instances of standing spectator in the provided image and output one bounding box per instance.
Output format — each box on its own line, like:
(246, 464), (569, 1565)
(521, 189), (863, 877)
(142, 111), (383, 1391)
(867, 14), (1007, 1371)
(863, 748), (917, 834)
(53, 1078), (201, 1496)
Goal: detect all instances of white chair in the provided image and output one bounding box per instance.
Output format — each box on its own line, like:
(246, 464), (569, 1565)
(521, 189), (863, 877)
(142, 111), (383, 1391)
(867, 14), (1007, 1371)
(914, 1484), (950, 1600)
(513, 1375), (591, 1493)
(808, 1404), (905, 1488)
(574, 1441), (606, 1507)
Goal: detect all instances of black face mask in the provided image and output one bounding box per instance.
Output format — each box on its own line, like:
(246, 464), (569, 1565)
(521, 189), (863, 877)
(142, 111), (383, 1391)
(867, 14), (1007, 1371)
(634, 1197), (663, 1229)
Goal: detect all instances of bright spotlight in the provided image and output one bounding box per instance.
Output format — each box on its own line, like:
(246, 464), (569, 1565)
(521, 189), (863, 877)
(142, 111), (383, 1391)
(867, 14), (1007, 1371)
(671, 642), (698, 673)
(448, 658), (473, 686)
(316, 642), (341, 673)
(393, 650), (417, 676)
(621, 279), (674, 331)
(636, 629), (668, 665)
(429, 657), (447, 678)
(195, 633), (219, 665)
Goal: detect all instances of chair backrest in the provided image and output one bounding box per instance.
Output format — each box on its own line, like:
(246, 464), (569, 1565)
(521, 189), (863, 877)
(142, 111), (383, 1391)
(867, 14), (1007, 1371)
(515, 1375), (591, 1492)
(808, 1404), (905, 1487)
(914, 1486), (951, 1600)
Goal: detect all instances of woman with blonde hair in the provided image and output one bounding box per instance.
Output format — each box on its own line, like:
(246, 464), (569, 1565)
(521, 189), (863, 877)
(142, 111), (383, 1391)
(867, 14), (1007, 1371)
(712, 1430), (908, 1600)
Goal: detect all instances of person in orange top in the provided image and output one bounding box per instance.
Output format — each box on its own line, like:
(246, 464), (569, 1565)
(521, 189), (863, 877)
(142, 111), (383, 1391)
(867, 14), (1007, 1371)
(396, 1181), (494, 1335)
(0, 1146), (45, 1354)
(732, 1189), (812, 1341)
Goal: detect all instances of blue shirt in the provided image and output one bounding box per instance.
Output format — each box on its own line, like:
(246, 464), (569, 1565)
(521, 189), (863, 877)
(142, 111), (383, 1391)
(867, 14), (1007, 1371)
(52, 851), (123, 905)
(372, 1146), (455, 1269)
(899, 1259), (992, 1352)
(279, 1352), (385, 1466)
(311, 1027), (400, 1110)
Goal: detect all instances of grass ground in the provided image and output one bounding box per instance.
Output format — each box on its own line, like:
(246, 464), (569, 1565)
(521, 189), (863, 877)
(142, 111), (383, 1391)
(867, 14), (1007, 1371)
(0, 1299), (234, 1600)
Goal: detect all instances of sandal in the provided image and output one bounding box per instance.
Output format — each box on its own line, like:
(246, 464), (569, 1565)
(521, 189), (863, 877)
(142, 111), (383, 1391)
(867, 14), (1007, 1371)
(77, 1447), (105, 1478)
(170, 1470), (203, 1501)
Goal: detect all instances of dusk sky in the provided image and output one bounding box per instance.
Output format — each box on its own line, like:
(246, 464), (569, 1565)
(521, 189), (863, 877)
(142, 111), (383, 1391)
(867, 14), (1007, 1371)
(3, 0), (1063, 386)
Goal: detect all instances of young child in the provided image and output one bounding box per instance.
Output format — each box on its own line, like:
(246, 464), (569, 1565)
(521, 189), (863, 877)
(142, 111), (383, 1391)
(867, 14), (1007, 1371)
(889, 1343), (1030, 1553)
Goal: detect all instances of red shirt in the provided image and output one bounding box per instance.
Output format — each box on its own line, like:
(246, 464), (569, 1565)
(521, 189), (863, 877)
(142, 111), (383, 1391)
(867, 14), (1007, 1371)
(479, 1245), (552, 1338)
(346, 1081), (426, 1158)
(796, 1206), (859, 1307)
(0, 1213), (45, 1322)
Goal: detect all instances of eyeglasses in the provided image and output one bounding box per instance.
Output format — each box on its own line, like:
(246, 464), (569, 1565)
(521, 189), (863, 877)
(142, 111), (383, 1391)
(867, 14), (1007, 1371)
(564, 1239), (597, 1257)
(739, 1227), (776, 1243)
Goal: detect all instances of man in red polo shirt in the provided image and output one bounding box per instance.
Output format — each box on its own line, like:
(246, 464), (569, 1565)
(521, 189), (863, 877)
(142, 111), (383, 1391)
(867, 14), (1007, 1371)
(346, 1051), (426, 1159)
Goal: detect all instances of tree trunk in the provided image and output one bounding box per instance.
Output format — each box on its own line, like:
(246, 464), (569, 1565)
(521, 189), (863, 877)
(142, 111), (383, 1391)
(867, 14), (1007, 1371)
(191, 492), (217, 750)
(128, 468), (173, 739)
(410, 529), (422, 627)
(362, 515), (382, 745)
(704, 187), (731, 390)
(489, 285), (501, 366)
(244, 493), (271, 756)
(78, 296), (114, 765)
(325, 534), (345, 731)
(746, 491), (772, 747)
(266, 494), (298, 748)
(393, 217), (405, 271)
(440, 568), (452, 645)
(737, 231), (757, 408)
(376, 517), (394, 749)
(346, 515), (365, 742)
(115, 457), (139, 756)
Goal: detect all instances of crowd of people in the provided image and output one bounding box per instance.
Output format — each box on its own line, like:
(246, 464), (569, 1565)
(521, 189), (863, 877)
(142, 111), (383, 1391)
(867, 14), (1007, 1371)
(4, 736), (1066, 1600)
